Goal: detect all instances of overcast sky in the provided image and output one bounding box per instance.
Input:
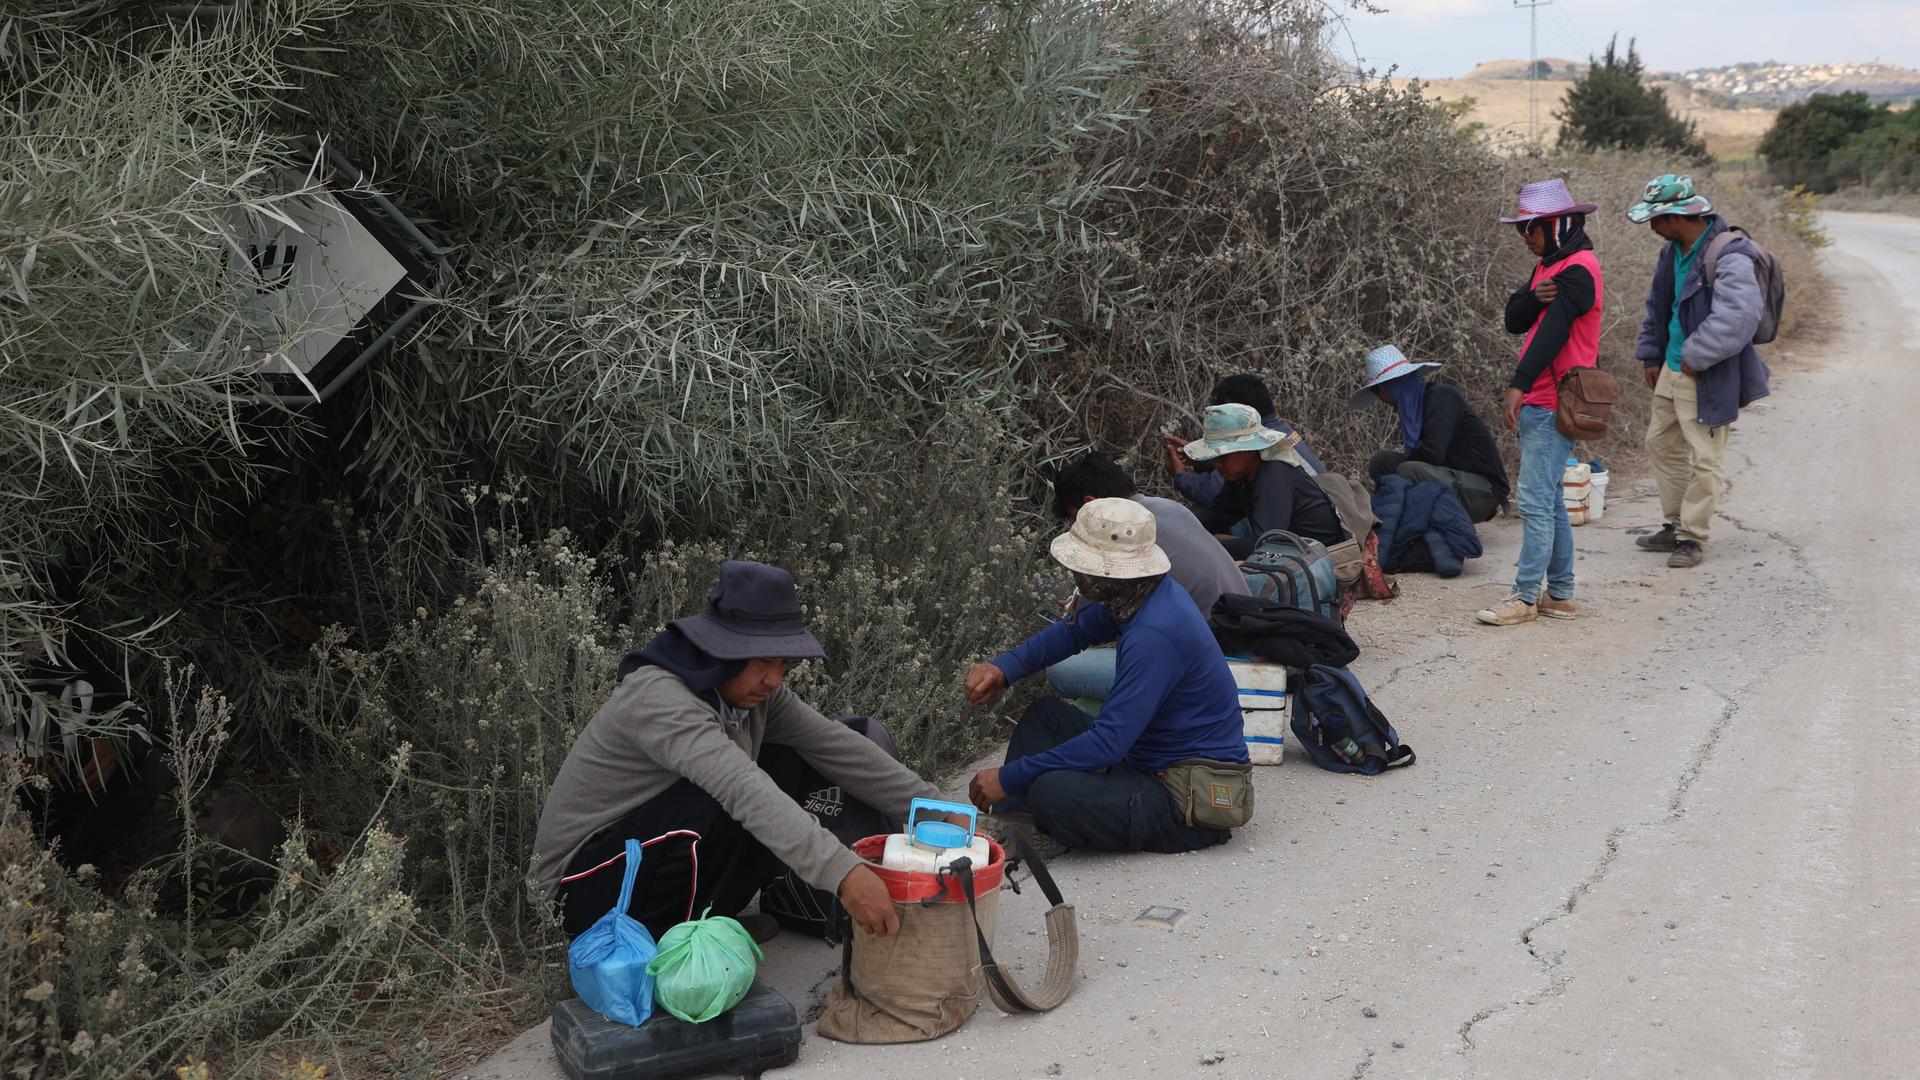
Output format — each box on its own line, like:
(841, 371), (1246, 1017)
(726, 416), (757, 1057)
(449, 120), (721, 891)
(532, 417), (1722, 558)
(1336, 0), (1920, 79)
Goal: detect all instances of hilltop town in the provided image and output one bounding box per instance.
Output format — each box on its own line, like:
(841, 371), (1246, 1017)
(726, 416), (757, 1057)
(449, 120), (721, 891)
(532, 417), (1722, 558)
(1464, 57), (1920, 108)
(1682, 62), (1920, 106)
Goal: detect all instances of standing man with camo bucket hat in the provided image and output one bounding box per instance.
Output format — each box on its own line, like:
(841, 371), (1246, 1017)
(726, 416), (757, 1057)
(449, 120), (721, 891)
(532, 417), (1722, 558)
(1478, 178), (1606, 627)
(963, 498), (1251, 857)
(1627, 174), (1771, 569)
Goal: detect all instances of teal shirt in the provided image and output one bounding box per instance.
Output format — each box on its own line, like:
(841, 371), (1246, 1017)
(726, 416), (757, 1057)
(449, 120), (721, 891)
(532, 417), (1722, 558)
(1665, 219), (1714, 371)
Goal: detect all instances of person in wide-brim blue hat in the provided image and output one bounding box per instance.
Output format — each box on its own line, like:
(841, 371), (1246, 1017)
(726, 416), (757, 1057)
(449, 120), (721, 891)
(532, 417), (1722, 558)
(1350, 344), (1508, 524)
(532, 559), (953, 948)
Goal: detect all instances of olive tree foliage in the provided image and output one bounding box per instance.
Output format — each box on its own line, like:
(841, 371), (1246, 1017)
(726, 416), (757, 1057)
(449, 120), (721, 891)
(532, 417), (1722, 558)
(301, 0), (1144, 555)
(1, 0), (1140, 743)
(0, 3), (347, 743)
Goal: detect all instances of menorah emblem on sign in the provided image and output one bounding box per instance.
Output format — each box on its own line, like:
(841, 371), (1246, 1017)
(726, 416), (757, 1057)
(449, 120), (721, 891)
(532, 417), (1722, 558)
(248, 242), (298, 293)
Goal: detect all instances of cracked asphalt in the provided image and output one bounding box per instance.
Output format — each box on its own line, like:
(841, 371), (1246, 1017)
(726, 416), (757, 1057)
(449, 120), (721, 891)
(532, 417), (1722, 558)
(472, 213), (1920, 1080)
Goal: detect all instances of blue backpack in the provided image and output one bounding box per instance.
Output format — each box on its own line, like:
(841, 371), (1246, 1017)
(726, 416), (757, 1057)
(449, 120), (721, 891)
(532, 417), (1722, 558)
(1290, 665), (1415, 775)
(1241, 529), (1341, 621)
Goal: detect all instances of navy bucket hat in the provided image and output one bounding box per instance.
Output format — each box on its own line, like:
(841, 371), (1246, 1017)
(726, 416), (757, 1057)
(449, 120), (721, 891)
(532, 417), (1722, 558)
(671, 560), (827, 662)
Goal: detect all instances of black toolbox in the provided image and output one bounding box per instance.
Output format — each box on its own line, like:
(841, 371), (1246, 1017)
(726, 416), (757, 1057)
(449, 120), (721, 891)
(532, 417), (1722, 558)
(550, 981), (801, 1080)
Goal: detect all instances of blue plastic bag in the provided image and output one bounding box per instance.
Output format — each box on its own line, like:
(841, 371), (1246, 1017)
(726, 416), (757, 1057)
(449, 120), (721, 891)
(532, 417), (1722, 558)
(567, 839), (659, 1027)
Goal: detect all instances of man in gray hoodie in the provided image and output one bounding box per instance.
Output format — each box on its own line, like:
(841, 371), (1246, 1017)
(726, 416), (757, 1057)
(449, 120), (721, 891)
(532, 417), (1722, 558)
(1628, 174), (1771, 569)
(531, 561), (943, 941)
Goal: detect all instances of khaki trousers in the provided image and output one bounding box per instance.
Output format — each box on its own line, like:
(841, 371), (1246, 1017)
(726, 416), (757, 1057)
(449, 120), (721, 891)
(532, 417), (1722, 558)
(1646, 364), (1729, 544)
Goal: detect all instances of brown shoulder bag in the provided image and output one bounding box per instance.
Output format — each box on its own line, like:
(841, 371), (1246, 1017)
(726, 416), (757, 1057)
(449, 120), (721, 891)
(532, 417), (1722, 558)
(1556, 365), (1620, 441)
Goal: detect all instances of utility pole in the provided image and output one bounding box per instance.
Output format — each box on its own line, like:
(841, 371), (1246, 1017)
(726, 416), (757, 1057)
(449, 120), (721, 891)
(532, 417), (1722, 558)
(1514, 0), (1553, 143)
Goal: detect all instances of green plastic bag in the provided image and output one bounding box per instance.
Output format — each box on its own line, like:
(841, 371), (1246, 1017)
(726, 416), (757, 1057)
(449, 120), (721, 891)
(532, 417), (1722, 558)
(646, 910), (763, 1023)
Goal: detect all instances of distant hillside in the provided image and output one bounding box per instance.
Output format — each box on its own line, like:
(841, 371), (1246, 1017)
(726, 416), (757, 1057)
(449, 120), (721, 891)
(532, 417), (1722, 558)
(1395, 74), (1776, 157)
(1464, 58), (1920, 108)
(1466, 58), (1589, 81)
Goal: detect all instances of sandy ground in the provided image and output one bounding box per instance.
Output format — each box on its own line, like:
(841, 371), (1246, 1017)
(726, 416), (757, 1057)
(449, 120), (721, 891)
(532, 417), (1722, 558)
(1394, 77), (1777, 155)
(473, 212), (1920, 1080)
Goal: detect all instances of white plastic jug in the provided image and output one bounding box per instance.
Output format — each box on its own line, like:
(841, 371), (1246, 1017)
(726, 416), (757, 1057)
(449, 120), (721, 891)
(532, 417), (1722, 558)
(1227, 656), (1289, 765)
(1587, 469), (1609, 520)
(1562, 459), (1592, 526)
(880, 799), (991, 875)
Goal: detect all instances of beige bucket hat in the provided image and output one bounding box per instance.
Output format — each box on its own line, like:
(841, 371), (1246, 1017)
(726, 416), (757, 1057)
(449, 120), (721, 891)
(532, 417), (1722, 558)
(1048, 497), (1172, 580)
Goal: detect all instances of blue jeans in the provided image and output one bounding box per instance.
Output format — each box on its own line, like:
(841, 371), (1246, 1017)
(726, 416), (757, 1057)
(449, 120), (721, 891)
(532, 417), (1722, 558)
(1045, 646), (1117, 701)
(1513, 406), (1575, 604)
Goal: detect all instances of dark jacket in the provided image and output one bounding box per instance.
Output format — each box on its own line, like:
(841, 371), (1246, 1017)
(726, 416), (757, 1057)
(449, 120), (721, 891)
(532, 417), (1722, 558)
(1196, 457), (1348, 559)
(1208, 594), (1360, 670)
(1371, 475), (1483, 577)
(1407, 383), (1510, 503)
(1634, 217), (1771, 428)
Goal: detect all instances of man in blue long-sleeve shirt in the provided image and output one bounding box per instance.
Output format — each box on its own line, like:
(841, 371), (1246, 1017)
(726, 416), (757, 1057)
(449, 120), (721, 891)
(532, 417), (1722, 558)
(963, 498), (1248, 855)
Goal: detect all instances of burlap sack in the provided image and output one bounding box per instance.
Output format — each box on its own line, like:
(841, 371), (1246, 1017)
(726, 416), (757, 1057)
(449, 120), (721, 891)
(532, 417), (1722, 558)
(817, 830), (1076, 1044)
(815, 887), (999, 1043)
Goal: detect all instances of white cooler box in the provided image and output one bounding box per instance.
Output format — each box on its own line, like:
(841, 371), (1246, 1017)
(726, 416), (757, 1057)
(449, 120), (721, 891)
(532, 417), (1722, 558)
(1226, 656), (1291, 765)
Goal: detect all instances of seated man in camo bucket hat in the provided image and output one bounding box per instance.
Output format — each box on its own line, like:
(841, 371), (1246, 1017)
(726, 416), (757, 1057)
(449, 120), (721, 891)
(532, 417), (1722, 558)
(531, 560), (951, 944)
(1626, 174), (1771, 570)
(1180, 402), (1347, 556)
(963, 498), (1250, 857)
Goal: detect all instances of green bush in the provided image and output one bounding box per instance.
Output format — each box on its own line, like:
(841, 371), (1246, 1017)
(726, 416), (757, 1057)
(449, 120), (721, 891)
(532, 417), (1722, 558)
(1556, 38), (1706, 159)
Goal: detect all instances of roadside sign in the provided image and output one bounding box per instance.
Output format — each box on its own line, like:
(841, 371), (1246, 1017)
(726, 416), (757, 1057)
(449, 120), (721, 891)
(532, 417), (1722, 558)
(232, 147), (442, 404)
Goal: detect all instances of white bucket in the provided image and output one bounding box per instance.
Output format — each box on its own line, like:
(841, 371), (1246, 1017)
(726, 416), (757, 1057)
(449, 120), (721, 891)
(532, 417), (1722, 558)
(1588, 471), (1610, 520)
(1228, 657), (1289, 765)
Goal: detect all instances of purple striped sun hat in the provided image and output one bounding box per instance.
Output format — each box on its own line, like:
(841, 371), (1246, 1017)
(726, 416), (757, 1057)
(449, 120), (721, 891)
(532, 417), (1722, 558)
(1499, 178), (1599, 224)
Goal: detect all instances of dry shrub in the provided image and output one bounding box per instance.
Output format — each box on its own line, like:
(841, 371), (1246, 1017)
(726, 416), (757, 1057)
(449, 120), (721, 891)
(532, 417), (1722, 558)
(3, 697), (479, 1080)
(1036, 0), (1513, 478)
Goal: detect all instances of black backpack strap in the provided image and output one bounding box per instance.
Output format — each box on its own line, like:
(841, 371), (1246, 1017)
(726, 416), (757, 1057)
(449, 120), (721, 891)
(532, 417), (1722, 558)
(1381, 744), (1416, 769)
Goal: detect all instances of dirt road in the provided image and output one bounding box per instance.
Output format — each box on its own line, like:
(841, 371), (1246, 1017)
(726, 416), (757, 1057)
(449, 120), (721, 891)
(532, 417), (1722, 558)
(475, 213), (1920, 1080)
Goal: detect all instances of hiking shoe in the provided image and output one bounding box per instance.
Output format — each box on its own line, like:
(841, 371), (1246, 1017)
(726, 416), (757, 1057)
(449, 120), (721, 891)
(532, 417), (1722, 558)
(1475, 594), (1539, 626)
(1537, 595), (1577, 620)
(1635, 524), (1679, 552)
(1668, 540), (1704, 568)
(735, 912), (782, 945)
(982, 812), (1069, 861)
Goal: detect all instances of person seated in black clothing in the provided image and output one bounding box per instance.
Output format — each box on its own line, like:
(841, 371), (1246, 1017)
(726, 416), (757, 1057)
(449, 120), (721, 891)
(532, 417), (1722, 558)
(1348, 344), (1510, 523)
(1180, 403), (1347, 558)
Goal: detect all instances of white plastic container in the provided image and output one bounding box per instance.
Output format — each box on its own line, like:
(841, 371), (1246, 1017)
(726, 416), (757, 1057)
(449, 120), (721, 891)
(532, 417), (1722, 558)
(1227, 657), (1289, 765)
(881, 832), (992, 875)
(879, 798), (992, 874)
(1587, 470), (1609, 520)
(1562, 459), (1592, 526)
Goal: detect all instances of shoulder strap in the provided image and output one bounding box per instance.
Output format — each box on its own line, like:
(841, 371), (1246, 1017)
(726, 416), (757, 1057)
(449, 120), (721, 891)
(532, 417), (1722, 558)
(954, 828), (1077, 1014)
(1701, 230), (1741, 287)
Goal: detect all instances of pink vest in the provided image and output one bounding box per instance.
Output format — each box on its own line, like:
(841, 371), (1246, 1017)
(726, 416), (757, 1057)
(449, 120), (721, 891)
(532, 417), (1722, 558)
(1519, 249), (1604, 410)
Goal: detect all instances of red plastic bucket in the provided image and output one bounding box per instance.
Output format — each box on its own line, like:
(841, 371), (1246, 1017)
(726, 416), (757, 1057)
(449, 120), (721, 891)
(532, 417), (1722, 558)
(851, 835), (1005, 905)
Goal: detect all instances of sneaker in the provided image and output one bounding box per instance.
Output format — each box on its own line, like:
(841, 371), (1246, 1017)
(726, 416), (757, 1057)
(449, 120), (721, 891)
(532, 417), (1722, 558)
(735, 912), (782, 945)
(1537, 595), (1577, 620)
(982, 812), (1069, 860)
(1668, 540), (1703, 568)
(1635, 524), (1679, 552)
(1475, 594), (1539, 626)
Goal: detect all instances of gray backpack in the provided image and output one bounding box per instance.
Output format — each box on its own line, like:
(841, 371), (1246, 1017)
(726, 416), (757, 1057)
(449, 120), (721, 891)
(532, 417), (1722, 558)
(1703, 226), (1785, 345)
